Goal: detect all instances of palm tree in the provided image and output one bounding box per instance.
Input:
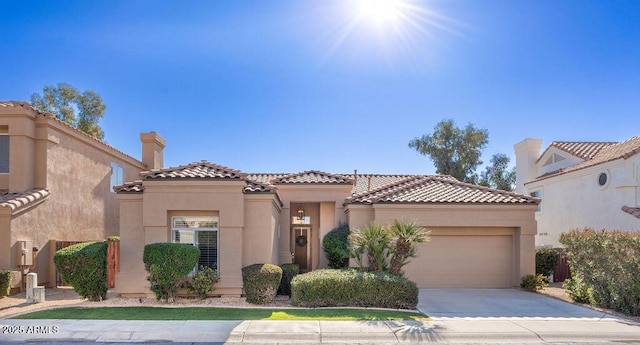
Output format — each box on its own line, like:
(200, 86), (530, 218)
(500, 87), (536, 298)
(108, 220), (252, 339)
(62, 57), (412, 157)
(388, 220), (430, 275)
(348, 223), (391, 272)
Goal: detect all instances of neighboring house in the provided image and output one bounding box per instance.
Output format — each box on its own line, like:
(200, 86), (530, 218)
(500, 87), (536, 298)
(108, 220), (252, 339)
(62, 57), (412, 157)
(115, 161), (539, 297)
(0, 101), (159, 290)
(514, 137), (640, 248)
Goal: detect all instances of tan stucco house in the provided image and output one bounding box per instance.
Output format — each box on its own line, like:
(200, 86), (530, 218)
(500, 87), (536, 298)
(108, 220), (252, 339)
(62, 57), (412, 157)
(515, 136), (640, 248)
(115, 159), (539, 296)
(0, 101), (157, 290)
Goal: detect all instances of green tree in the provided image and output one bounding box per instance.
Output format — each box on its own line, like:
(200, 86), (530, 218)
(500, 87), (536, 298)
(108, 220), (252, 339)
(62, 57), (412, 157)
(478, 153), (516, 191)
(30, 83), (106, 140)
(348, 223), (391, 272)
(388, 220), (430, 276)
(409, 119), (489, 183)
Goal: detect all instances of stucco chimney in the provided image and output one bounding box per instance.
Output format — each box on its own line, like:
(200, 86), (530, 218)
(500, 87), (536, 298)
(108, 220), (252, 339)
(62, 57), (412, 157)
(514, 138), (542, 194)
(140, 132), (166, 170)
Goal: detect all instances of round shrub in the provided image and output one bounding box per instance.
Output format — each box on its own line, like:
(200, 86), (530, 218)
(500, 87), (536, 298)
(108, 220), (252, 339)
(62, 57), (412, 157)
(520, 274), (547, 291)
(535, 248), (558, 278)
(291, 268), (418, 309)
(188, 266), (218, 299)
(53, 241), (108, 301)
(0, 270), (12, 297)
(278, 263), (299, 296)
(241, 263), (283, 304)
(323, 224), (350, 269)
(143, 243), (200, 302)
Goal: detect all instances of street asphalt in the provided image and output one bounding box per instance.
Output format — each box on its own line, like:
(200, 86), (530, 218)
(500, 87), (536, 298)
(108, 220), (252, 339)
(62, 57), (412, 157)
(1, 289), (640, 344)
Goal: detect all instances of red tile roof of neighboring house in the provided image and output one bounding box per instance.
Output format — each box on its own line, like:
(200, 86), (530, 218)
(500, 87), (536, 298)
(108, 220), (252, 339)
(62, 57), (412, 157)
(270, 170), (354, 185)
(0, 101), (143, 166)
(0, 189), (50, 212)
(140, 161), (247, 180)
(540, 141), (617, 161)
(113, 181), (144, 194)
(528, 136), (640, 184)
(346, 176), (538, 205)
(622, 206), (640, 220)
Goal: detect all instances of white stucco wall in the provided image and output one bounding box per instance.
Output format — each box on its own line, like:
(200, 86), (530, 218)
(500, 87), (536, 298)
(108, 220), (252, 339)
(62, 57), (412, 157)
(525, 156), (640, 247)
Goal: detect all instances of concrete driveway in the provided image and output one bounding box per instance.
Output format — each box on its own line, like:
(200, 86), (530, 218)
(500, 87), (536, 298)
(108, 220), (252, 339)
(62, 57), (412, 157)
(418, 288), (617, 319)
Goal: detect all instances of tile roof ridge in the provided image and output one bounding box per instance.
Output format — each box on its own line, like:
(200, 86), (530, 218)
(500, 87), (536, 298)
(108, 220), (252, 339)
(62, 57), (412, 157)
(347, 175), (422, 202)
(549, 140), (618, 160)
(617, 136), (640, 159)
(271, 170), (354, 184)
(1, 101), (143, 166)
(140, 160), (246, 178)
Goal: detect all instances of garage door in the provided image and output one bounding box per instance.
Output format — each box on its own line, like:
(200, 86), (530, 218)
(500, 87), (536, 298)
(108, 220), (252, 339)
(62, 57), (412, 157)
(404, 228), (514, 288)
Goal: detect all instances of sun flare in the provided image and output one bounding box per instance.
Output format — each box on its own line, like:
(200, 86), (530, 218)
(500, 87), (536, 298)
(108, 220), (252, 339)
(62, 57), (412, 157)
(355, 0), (404, 24)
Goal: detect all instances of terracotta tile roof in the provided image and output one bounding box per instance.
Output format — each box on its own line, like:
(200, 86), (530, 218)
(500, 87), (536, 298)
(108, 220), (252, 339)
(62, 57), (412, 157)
(622, 206), (640, 220)
(529, 136), (640, 184)
(0, 101), (143, 166)
(342, 174), (457, 195)
(244, 180), (277, 193)
(0, 189), (50, 212)
(543, 141), (617, 161)
(140, 161), (247, 180)
(246, 173), (289, 185)
(346, 176), (538, 205)
(113, 181), (144, 194)
(270, 170), (354, 185)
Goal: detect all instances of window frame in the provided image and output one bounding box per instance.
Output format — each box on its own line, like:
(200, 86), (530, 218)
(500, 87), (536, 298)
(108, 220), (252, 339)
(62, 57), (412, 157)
(171, 216), (220, 273)
(110, 162), (124, 192)
(0, 133), (9, 174)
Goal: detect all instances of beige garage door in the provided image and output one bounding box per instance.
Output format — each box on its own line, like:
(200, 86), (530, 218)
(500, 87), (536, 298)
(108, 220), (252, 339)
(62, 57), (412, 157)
(404, 228), (514, 288)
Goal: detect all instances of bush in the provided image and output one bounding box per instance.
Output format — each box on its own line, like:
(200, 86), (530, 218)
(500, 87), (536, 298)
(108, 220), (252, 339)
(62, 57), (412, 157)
(278, 263), (299, 297)
(291, 269), (418, 309)
(242, 264), (283, 304)
(188, 266), (218, 299)
(563, 277), (595, 304)
(323, 224), (350, 269)
(143, 243), (200, 302)
(520, 274), (547, 291)
(53, 241), (108, 301)
(0, 270), (12, 297)
(560, 228), (640, 315)
(535, 248), (558, 278)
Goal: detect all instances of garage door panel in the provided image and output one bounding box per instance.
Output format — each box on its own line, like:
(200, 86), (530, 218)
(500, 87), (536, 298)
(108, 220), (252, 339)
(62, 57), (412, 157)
(404, 230), (513, 288)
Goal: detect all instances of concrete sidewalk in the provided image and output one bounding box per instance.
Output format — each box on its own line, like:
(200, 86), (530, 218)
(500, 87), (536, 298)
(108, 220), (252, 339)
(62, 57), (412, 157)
(2, 317), (640, 343)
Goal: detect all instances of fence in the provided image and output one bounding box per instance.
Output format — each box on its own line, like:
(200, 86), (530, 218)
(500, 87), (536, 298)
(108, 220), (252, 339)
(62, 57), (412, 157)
(53, 239), (120, 288)
(553, 251), (572, 282)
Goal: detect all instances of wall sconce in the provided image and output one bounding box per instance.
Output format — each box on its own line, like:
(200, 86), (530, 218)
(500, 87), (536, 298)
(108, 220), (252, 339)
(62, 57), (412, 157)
(297, 206), (305, 220)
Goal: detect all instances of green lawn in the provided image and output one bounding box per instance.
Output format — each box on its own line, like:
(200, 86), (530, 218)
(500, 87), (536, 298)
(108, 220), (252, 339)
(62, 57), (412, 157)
(13, 307), (427, 321)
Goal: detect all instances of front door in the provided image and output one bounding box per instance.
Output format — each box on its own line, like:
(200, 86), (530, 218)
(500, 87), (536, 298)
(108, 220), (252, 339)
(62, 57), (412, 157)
(292, 227), (311, 272)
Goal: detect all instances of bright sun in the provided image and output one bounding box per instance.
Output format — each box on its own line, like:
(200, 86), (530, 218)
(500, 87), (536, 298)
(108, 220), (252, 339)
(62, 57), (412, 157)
(354, 0), (404, 24)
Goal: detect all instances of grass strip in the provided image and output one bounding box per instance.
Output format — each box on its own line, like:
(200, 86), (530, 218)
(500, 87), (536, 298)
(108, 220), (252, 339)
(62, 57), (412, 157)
(13, 306), (427, 321)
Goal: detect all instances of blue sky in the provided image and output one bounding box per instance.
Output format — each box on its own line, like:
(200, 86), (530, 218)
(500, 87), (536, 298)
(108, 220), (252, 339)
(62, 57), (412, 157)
(1, 0), (638, 175)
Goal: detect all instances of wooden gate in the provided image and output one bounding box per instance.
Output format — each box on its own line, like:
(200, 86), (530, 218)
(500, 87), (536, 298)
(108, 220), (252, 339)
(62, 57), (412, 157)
(553, 251), (572, 282)
(106, 239), (120, 288)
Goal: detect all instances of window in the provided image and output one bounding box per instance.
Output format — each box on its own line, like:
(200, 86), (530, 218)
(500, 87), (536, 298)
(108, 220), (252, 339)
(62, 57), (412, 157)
(598, 172), (608, 187)
(0, 133), (8, 174)
(172, 216), (219, 271)
(110, 162), (124, 191)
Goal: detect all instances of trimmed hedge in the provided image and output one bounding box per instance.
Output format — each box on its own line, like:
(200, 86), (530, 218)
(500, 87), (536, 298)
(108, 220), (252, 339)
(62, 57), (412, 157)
(278, 263), (299, 296)
(53, 241), (108, 301)
(241, 264), (283, 304)
(291, 269), (418, 309)
(0, 270), (12, 297)
(560, 228), (640, 315)
(143, 243), (200, 302)
(535, 248), (558, 278)
(323, 224), (350, 269)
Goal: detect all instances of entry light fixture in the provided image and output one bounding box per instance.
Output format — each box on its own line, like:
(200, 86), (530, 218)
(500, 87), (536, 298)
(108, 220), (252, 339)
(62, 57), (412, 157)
(297, 206), (305, 221)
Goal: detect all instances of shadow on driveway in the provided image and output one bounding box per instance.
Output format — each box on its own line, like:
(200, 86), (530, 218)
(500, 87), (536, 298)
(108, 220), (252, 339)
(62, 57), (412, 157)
(418, 289), (617, 319)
